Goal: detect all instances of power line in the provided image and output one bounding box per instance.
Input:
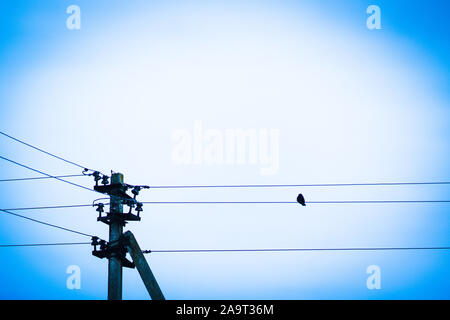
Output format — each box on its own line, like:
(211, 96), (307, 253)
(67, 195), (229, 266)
(0, 155), (101, 195)
(148, 181), (450, 189)
(142, 200), (450, 205)
(0, 208), (93, 238)
(7, 199), (444, 214)
(4, 199), (449, 212)
(0, 174), (86, 182)
(2, 199), (449, 212)
(1, 204), (95, 211)
(0, 242), (91, 248)
(142, 201), (296, 204)
(308, 200), (450, 204)
(143, 246), (450, 254)
(3, 244), (449, 252)
(0, 131), (94, 172)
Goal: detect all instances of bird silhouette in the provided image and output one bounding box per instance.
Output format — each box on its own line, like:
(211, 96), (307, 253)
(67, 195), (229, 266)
(297, 193), (306, 206)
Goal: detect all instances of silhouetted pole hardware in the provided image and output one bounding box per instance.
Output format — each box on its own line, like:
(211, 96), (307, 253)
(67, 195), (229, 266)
(90, 172), (164, 300)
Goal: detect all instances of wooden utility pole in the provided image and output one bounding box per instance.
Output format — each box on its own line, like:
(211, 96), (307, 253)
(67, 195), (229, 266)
(108, 172), (124, 300)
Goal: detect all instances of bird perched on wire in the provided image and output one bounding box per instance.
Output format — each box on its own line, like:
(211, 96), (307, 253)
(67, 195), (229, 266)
(297, 193), (306, 206)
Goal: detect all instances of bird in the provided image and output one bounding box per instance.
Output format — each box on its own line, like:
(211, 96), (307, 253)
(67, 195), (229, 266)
(297, 193), (306, 206)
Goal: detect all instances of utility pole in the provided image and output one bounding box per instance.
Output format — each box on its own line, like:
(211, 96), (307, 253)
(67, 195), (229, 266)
(90, 171), (165, 300)
(108, 172), (124, 300)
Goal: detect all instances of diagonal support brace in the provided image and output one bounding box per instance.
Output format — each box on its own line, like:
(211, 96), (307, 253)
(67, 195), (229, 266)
(122, 231), (165, 300)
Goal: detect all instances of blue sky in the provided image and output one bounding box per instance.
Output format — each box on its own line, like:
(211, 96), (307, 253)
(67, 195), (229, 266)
(0, 0), (449, 299)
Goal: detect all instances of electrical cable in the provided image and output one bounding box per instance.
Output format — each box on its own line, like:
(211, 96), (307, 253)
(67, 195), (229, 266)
(143, 246), (450, 254)
(148, 181), (450, 189)
(0, 242), (91, 248)
(0, 155), (103, 195)
(0, 131), (108, 177)
(0, 174), (86, 182)
(141, 200), (450, 205)
(0, 208), (93, 238)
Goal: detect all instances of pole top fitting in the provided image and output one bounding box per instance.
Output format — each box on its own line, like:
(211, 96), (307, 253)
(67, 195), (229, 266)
(111, 172), (124, 184)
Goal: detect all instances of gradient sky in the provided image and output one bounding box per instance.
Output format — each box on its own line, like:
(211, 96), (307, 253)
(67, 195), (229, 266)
(0, 0), (449, 299)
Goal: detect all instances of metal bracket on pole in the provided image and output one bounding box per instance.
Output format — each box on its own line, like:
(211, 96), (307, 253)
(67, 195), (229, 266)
(91, 236), (135, 269)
